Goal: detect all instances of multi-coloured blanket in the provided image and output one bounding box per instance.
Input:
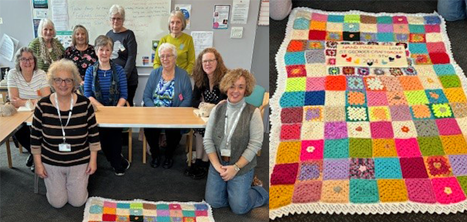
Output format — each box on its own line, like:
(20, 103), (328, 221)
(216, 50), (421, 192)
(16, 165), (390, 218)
(270, 8), (467, 219)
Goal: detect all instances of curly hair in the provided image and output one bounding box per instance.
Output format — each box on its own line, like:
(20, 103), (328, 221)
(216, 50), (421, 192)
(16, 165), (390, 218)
(193, 48), (228, 88)
(47, 59), (82, 91)
(219, 68), (256, 97)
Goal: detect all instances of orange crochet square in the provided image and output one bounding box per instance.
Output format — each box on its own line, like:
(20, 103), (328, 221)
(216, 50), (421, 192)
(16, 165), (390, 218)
(309, 20), (327, 31)
(444, 88), (467, 103)
(377, 179), (408, 202)
(411, 104), (432, 119)
(398, 76), (424, 91)
(424, 156), (453, 178)
(287, 40), (306, 52)
(325, 76), (346, 91)
(373, 139), (398, 157)
(276, 141), (302, 164)
(347, 91), (366, 105)
(321, 180), (349, 203)
(103, 207), (116, 214)
(440, 135), (467, 155)
(270, 185), (295, 209)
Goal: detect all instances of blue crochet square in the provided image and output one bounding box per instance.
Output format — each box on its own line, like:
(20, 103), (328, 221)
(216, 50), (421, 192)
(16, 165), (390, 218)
(395, 33), (408, 42)
(424, 16), (441, 25)
(328, 15), (344, 23)
(377, 16), (393, 24)
(305, 91), (325, 105)
(343, 23), (360, 32)
(324, 139), (349, 158)
(305, 50), (325, 64)
(433, 64), (456, 76)
(350, 179), (379, 203)
(409, 43), (428, 54)
(425, 89), (448, 104)
(377, 32), (394, 42)
(280, 91), (305, 108)
(409, 24), (425, 33)
(294, 18), (310, 30)
(374, 158), (402, 179)
(360, 32), (377, 42)
(285, 52), (306, 65)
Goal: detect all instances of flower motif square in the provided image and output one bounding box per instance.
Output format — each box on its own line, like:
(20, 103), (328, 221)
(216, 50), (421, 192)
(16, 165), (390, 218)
(292, 181), (323, 203)
(367, 91), (389, 106)
(326, 49), (337, 56)
(419, 76), (443, 89)
(370, 121), (394, 138)
(286, 77), (306, 92)
(324, 106), (346, 122)
(303, 106), (323, 122)
(307, 41), (325, 50)
(326, 32), (343, 41)
(301, 121), (324, 140)
(287, 40), (307, 52)
(347, 122), (371, 138)
(346, 106), (369, 122)
(346, 76), (364, 90)
(414, 65), (437, 76)
(281, 107), (303, 123)
(275, 141), (301, 164)
(409, 33), (426, 43)
(324, 121), (348, 139)
(270, 163), (299, 185)
(431, 177), (467, 204)
(369, 106), (391, 121)
(410, 104), (433, 120)
(360, 32), (377, 42)
(327, 58), (337, 65)
(377, 179), (408, 202)
(400, 157), (429, 178)
(387, 91), (408, 105)
(346, 91), (366, 106)
(298, 160), (323, 181)
(395, 138), (422, 157)
(391, 120), (417, 138)
(286, 65), (307, 78)
(390, 105), (413, 121)
(404, 90), (429, 105)
(373, 138), (398, 157)
(343, 32), (360, 41)
(424, 156), (453, 178)
(395, 33), (409, 42)
(430, 103), (453, 118)
(321, 180), (350, 203)
(350, 158), (375, 179)
(357, 67), (370, 76)
(324, 139), (349, 158)
(323, 159), (350, 180)
(343, 23), (360, 32)
(436, 118), (462, 135)
(448, 155), (467, 176)
(343, 66), (355, 75)
(405, 179), (437, 203)
(306, 77), (325, 91)
(325, 91), (346, 106)
(349, 179), (379, 203)
(393, 24), (409, 33)
(411, 54), (432, 65)
(425, 89), (448, 104)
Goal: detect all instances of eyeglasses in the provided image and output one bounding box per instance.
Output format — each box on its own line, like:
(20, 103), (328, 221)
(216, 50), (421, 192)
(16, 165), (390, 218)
(160, 54), (174, 59)
(111, 17), (123, 21)
(202, 59), (217, 64)
(53, 78), (74, 85)
(20, 58), (34, 63)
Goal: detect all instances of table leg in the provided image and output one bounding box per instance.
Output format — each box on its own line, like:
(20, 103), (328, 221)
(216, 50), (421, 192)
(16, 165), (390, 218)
(143, 135), (147, 164)
(6, 137), (13, 168)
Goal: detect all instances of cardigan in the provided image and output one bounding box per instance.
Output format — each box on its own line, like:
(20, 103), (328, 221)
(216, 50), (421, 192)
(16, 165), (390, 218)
(29, 37), (65, 72)
(143, 66), (192, 107)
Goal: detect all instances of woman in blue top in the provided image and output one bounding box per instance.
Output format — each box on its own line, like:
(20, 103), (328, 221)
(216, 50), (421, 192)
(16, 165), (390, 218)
(83, 35), (130, 176)
(143, 43), (192, 169)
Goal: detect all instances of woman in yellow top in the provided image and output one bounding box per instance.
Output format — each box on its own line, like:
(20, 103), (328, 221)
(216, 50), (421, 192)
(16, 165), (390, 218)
(153, 10), (195, 75)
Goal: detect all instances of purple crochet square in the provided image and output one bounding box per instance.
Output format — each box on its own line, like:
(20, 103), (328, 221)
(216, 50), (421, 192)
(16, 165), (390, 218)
(349, 158), (375, 179)
(270, 163), (299, 185)
(325, 121), (348, 139)
(389, 105), (412, 121)
(449, 155), (467, 176)
(378, 23), (394, 32)
(323, 159), (349, 180)
(298, 160), (323, 181)
(292, 181), (322, 203)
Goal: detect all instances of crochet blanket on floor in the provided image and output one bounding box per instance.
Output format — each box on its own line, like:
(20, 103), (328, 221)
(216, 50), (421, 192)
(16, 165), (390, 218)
(270, 8), (467, 219)
(82, 197), (215, 222)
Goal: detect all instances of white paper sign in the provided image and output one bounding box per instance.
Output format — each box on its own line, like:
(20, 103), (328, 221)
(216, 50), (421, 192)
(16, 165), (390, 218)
(191, 31), (213, 57)
(0, 34), (19, 61)
(51, 0), (69, 31)
(231, 0), (249, 24)
(33, 9), (48, 19)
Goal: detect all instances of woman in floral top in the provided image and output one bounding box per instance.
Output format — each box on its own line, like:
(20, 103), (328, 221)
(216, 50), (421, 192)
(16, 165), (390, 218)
(64, 25), (98, 81)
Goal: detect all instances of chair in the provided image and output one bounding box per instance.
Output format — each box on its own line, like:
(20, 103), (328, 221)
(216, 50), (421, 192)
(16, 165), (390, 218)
(245, 85), (269, 156)
(142, 129), (193, 165)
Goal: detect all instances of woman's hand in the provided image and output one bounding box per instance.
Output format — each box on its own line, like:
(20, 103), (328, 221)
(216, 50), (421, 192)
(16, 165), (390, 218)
(213, 163), (226, 174)
(35, 163), (48, 179)
(220, 165), (238, 181)
(10, 97), (24, 108)
(86, 159), (97, 175)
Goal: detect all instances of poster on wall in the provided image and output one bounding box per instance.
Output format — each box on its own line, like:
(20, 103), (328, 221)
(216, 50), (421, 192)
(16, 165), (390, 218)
(174, 4), (191, 30)
(213, 5), (230, 29)
(56, 31), (72, 49)
(33, 0), (48, 8)
(33, 19), (41, 38)
(231, 0), (249, 24)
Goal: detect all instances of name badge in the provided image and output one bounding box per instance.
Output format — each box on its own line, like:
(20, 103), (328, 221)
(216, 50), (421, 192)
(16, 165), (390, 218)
(221, 149), (231, 157)
(59, 143), (71, 152)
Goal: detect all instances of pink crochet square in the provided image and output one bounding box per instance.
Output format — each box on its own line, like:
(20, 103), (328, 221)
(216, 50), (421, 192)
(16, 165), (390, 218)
(270, 163), (299, 185)
(431, 177), (467, 204)
(306, 77), (326, 91)
(405, 179), (436, 203)
(312, 13), (328, 22)
(301, 140), (324, 161)
(436, 118), (462, 135)
(367, 91), (389, 106)
(425, 24), (440, 33)
(292, 181), (323, 203)
(395, 138), (422, 157)
(281, 124), (302, 141)
(426, 42), (446, 53)
(370, 122), (394, 138)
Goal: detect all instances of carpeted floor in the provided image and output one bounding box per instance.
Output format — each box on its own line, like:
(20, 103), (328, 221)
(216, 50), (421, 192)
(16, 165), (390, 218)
(0, 133), (269, 222)
(270, 0), (467, 221)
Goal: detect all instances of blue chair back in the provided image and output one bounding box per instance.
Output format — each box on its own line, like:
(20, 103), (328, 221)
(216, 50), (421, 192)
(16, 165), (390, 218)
(245, 85), (266, 107)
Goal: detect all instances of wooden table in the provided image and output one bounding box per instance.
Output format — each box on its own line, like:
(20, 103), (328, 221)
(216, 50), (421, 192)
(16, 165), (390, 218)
(0, 111), (33, 168)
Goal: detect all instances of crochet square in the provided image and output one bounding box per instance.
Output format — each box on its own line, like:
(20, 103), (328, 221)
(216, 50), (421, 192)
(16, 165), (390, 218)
(291, 30), (309, 40)
(357, 67), (370, 76)
(325, 91), (346, 106)
(324, 138), (349, 158)
(280, 124), (302, 141)
(323, 159), (350, 180)
(349, 138), (372, 158)
(367, 91), (389, 106)
(424, 15), (441, 24)
(269, 185), (294, 209)
(427, 42), (447, 54)
(390, 105), (413, 121)
(395, 33), (409, 42)
(346, 76), (365, 90)
(275, 141), (301, 164)
(405, 179), (437, 203)
(377, 23), (393, 32)
(451, 103), (467, 118)
(377, 32), (394, 42)
(387, 91), (408, 106)
(380, 76), (403, 91)
(449, 155), (467, 176)
(300, 140), (324, 161)
(286, 65), (307, 78)
(328, 67), (340, 75)
(280, 91), (305, 108)
(305, 91), (325, 106)
(370, 121), (394, 139)
(346, 106), (369, 122)
(324, 106), (346, 121)
(441, 135), (467, 155)
(410, 104), (433, 120)
(342, 66), (356, 75)
(285, 52), (306, 65)
(433, 64), (456, 76)
(343, 32), (360, 41)
(309, 30), (327, 40)
(409, 33), (426, 43)
(398, 76), (424, 91)
(292, 181), (323, 203)
(429, 52), (450, 64)
(364, 77), (385, 91)
(311, 13), (328, 22)
(393, 24), (409, 33)
(349, 179), (379, 203)
(286, 77), (306, 92)
(368, 106), (391, 122)
(324, 121), (348, 139)
(377, 16), (393, 24)
(270, 163), (299, 185)
(303, 106), (323, 122)
(343, 23), (360, 32)
(408, 43), (428, 54)
(419, 76), (442, 89)
(431, 177), (466, 204)
(325, 75), (346, 91)
(444, 88), (467, 103)
(409, 24), (425, 33)
(305, 64), (327, 77)
(426, 33), (443, 42)
(327, 15), (344, 22)
(439, 75), (461, 88)
(402, 66), (418, 76)
(436, 118), (462, 135)
(347, 122), (371, 138)
(377, 179), (408, 202)
(395, 138), (422, 157)
(344, 14), (360, 23)
(298, 160), (323, 181)
(425, 24), (441, 33)
(293, 18), (310, 30)
(391, 120), (417, 138)
(404, 90), (429, 105)
(346, 91), (366, 106)
(360, 23), (377, 32)
(414, 65), (437, 77)
(360, 32), (377, 42)
(326, 32), (343, 41)
(414, 119), (439, 136)
(309, 21), (327, 31)
(360, 15), (377, 24)
(430, 103), (453, 118)
(407, 16), (425, 24)
(305, 50), (326, 64)
(321, 180), (350, 203)
(399, 157), (429, 178)
(390, 68), (404, 77)
(307, 41), (325, 50)
(373, 138), (398, 157)
(326, 22), (344, 32)
(425, 89), (448, 104)
(301, 121), (324, 140)
(418, 136), (444, 156)
(375, 158), (402, 179)
(350, 158), (375, 179)
(287, 40), (307, 52)
(296, 11), (312, 19)
(281, 107), (303, 123)
(459, 176), (467, 195)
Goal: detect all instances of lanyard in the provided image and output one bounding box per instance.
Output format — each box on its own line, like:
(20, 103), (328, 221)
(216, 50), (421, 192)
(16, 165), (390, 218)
(54, 93), (74, 143)
(224, 103), (245, 149)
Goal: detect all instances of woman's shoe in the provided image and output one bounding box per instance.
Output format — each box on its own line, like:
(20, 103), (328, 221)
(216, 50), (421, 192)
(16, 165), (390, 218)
(150, 156), (161, 168)
(26, 154), (33, 167)
(162, 158), (174, 169)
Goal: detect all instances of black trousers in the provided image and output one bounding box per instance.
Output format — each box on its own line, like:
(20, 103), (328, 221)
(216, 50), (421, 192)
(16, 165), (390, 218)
(98, 127), (124, 170)
(127, 84), (137, 107)
(144, 128), (182, 159)
(14, 124), (31, 153)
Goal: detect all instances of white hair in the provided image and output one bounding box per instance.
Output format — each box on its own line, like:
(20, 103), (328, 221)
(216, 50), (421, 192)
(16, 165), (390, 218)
(158, 43), (177, 59)
(109, 4), (125, 21)
(37, 18), (56, 38)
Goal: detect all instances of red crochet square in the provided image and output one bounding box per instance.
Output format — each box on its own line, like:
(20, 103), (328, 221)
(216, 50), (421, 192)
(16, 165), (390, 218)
(286, 65), (307, 78)
(325, 76), (346, 91)
(270, 163), (299, 185)
(429, 53), (450, 64)
(287, 40), (307, 52)
(281, 124), (302, 141)
(425, 24), (440, 33)
(281, 107), (303, 123)
(309, 30), (327, 40)
(426, 42), (446, 53)
(400, 157), (429, 178)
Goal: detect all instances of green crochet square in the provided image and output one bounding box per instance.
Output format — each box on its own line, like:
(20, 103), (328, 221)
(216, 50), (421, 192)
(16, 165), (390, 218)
(324, 139), (349, 158)
(439, 75), (461, 88)
(417, 136), (444, 156)
(350, 179), (379, 203)
(344, 14), (361, 23)
(286, 77), (306, 92)
(457, 176), (467, 194)
(349, 138), (372, 158)
(404, 90), (429, 105)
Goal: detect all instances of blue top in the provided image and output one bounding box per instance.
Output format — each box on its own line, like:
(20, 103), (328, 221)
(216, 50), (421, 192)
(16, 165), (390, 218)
(143, 66), (192, 107)
(83, 64), (128, 106)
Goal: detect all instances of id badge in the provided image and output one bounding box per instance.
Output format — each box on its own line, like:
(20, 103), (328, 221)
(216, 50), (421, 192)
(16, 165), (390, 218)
(221, 149), (231, 157)
(59, 143), (71, 152)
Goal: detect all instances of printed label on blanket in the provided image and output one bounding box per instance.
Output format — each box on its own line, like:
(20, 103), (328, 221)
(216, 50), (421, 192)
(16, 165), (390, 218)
(270, 8), (467, 219)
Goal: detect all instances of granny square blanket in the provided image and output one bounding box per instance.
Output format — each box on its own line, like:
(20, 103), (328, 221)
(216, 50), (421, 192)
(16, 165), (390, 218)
(270, 8), (467, 219)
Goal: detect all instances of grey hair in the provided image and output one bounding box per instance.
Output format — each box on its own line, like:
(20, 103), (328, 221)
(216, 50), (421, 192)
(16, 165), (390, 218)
(158, 43), (177, 59)
(168, 10), (187, 31)
(14, 47), (38, 71)
(94, 35), (114, 51)
(109, 4), (125, 21)
(71, 25), (89, 46)
(47, 59), (82, 91)
(37, 18), (56, 38)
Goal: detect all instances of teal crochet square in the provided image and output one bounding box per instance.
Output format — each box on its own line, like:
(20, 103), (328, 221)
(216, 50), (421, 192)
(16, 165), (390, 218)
(409, 24), (425, 33)
(433, 64), (456, 76)
(285, 52), (306, 65)
(294, 18), (310, 30)
(377, 32), (394, 42)
(328, 15), (344, 23)
(280, 91), (305, 108)
(409, 43), (428, 54)
(343, 23), (360, 32)
(350, 179), (379, 203)
(324, 139), (349, 158)
(375, 158), (403, 179)
(377, 16), (393, 24)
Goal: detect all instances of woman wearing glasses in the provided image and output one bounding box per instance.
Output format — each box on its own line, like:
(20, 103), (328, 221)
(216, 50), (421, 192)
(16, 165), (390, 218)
(7, 47), (51, 171)
(30, 59), (101, 208)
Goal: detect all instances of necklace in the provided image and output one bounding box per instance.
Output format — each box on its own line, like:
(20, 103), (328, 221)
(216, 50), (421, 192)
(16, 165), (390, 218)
(103, 70), (108, 77)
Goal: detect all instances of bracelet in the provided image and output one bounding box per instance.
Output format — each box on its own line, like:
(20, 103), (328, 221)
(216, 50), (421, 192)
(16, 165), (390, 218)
(233, 163), (241, 172)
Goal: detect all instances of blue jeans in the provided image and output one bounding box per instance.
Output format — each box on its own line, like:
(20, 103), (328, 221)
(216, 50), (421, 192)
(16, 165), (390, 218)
(205, 163), (269, 214)
(438, 0), (467, 21)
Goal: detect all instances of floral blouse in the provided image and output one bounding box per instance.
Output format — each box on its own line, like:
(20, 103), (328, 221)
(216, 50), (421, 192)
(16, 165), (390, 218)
(64, 45), (98, 80)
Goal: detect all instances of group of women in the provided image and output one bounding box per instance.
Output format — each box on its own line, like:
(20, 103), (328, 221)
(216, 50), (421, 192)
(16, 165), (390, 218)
(7, 4), (267, 214)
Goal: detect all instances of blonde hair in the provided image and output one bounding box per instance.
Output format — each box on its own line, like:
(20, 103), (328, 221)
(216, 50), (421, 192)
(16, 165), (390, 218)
(47, 59), (82, 91)
(219, 68), (256, 97)
(109, 4), (125, 21)
(71, 25), (89, 46)
(168, 10), (187, 31)
(37, 18), (56, 38)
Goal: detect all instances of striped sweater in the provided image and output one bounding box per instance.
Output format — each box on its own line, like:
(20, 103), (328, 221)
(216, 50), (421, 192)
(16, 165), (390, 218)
(30, 94), (101, 166)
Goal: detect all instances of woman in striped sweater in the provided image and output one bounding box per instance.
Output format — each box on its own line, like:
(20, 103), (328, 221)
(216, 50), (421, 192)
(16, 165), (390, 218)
(31, 59), (101, 208)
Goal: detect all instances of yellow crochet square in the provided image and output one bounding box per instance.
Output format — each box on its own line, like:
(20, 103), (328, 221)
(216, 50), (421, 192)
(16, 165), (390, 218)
(301, 121), (324, 140)
(286, 77), (307, 92)
(321, 180), (350, 203)
(347, 122), (371, 138)
(360, 23), (377, 32)
(373, 138), (398, 157)
(444, 88), (467, 103)
(369, 106), (391, 122)
(419, 76), (442, 89)
(426, 33), (443, 42)
(407, 16), (425, 24)
(310, 20), (327, 31)
(325, 91), (346, 106)
(326, 22), (343, 32)
(392, 120), (418, 138)
(270, 185), (295, 209)
(414, 65), (437, 77)
(291, 30), (309, 40)
(440, 135), (467, 155)
(275, 141), (302, 164)
(377, 179), (408, 202)
(305, 64), (327, 77)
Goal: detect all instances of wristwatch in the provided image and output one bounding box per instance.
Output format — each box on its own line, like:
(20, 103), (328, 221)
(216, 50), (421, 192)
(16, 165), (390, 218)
(233, 163), (241, 172)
